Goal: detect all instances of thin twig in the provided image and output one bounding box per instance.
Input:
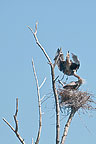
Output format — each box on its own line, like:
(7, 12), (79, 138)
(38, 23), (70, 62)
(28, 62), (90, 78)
(3, 118), (15, 132)
(39, 77), (46, 89)
(77, 111), (91, 134)
(32, 59), (42, 144)
(3, 98), (25, 144)
(60, 109), (76, 144)
(41, 95), (51, 105)
(32, 138), (34, 144)
(28, 23), (60, 144)
(58, 79), (65, 87)
(40, 95), (46, 102)
(54, 75), (59, 82)
(14, 98), (18, 132)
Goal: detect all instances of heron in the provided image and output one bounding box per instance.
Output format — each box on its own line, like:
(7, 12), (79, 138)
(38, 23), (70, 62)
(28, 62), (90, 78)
(54, 48), (80, 79)
(63, 79), (83, 90)
(58, 78), (83, 90)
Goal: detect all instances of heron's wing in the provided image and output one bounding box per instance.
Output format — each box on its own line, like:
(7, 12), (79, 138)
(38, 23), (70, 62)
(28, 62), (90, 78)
(64, 82), (76, 87)
(71, 53), (80, 65)
(63, 81), (76, 89)
(60, 61), (66, 72)
(54, 49), (66, 72)
(54, 48), (64, 61)
(63, 81), (80, 90)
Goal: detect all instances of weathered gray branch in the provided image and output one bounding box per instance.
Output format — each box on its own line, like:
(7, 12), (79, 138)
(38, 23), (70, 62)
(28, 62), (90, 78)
(27, 23), (51, 64)
(60, 109), (76, 144)
(51, 65), (60, 144)
(28, 23), (60, 144)
(32, 59), (43, 144)
(3, 98), (25, 144)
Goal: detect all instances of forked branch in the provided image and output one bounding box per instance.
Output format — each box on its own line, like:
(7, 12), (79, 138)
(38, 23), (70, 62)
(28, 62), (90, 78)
(27, 23), (51, 64)
(3, 98), (25, 144)
(28, 23), (60, 144)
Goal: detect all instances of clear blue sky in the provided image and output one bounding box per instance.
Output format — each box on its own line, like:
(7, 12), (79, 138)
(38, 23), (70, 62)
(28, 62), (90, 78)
(0, 0), (96, 144)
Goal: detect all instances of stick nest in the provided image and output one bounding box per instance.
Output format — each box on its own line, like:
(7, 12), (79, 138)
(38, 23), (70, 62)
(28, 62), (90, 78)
(58, 88), (96, 113)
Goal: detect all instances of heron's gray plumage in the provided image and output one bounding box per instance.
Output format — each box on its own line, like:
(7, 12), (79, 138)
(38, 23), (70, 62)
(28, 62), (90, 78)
(63, 79), (83, 90)
(54, 48), (80, 78)
(71, 53), (80, 65)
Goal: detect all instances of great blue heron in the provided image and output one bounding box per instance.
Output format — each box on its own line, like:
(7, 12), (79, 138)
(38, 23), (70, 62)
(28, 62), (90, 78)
(63, 79), (83, 90)
(54, 48), (80, 79)
(58, 78), (83, 90)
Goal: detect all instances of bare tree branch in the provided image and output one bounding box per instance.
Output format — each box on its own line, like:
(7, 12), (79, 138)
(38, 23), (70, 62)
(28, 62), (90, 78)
(3, 118), (15, 132)
(40, 95), (46, 102)
(39, 77), (46, 89)
(28, 23), (60, 144)
(27, 23), (51, 64)
(60, 109), (76, 144)
(14, 98), (18, 133)
(51, 64), (60, 144)
(32, 138), (34, 144)
(58, 79), (65, 87)
(32, 59), (42, 144)
(3, 98), (25, 144)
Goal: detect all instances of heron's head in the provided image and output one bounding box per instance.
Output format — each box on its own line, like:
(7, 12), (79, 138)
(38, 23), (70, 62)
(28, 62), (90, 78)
(67, 51), (70, 56)
(66, 51), (70, 59)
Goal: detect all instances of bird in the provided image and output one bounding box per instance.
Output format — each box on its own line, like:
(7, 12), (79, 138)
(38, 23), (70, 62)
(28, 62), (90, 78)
(54, 48), (80, 79)
(63, 79), (83, 90)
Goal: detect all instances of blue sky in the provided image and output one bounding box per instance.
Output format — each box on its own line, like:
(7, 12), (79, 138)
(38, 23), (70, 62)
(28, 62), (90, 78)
(0, 0), (96, 144)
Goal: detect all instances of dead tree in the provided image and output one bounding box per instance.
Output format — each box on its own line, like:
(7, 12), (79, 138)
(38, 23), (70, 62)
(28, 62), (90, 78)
(28, 23), (96, 144)
(3, 22), (96, 144)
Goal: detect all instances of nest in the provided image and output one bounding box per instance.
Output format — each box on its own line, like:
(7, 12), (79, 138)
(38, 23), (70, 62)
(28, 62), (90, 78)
(58, 88), (95, 113)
